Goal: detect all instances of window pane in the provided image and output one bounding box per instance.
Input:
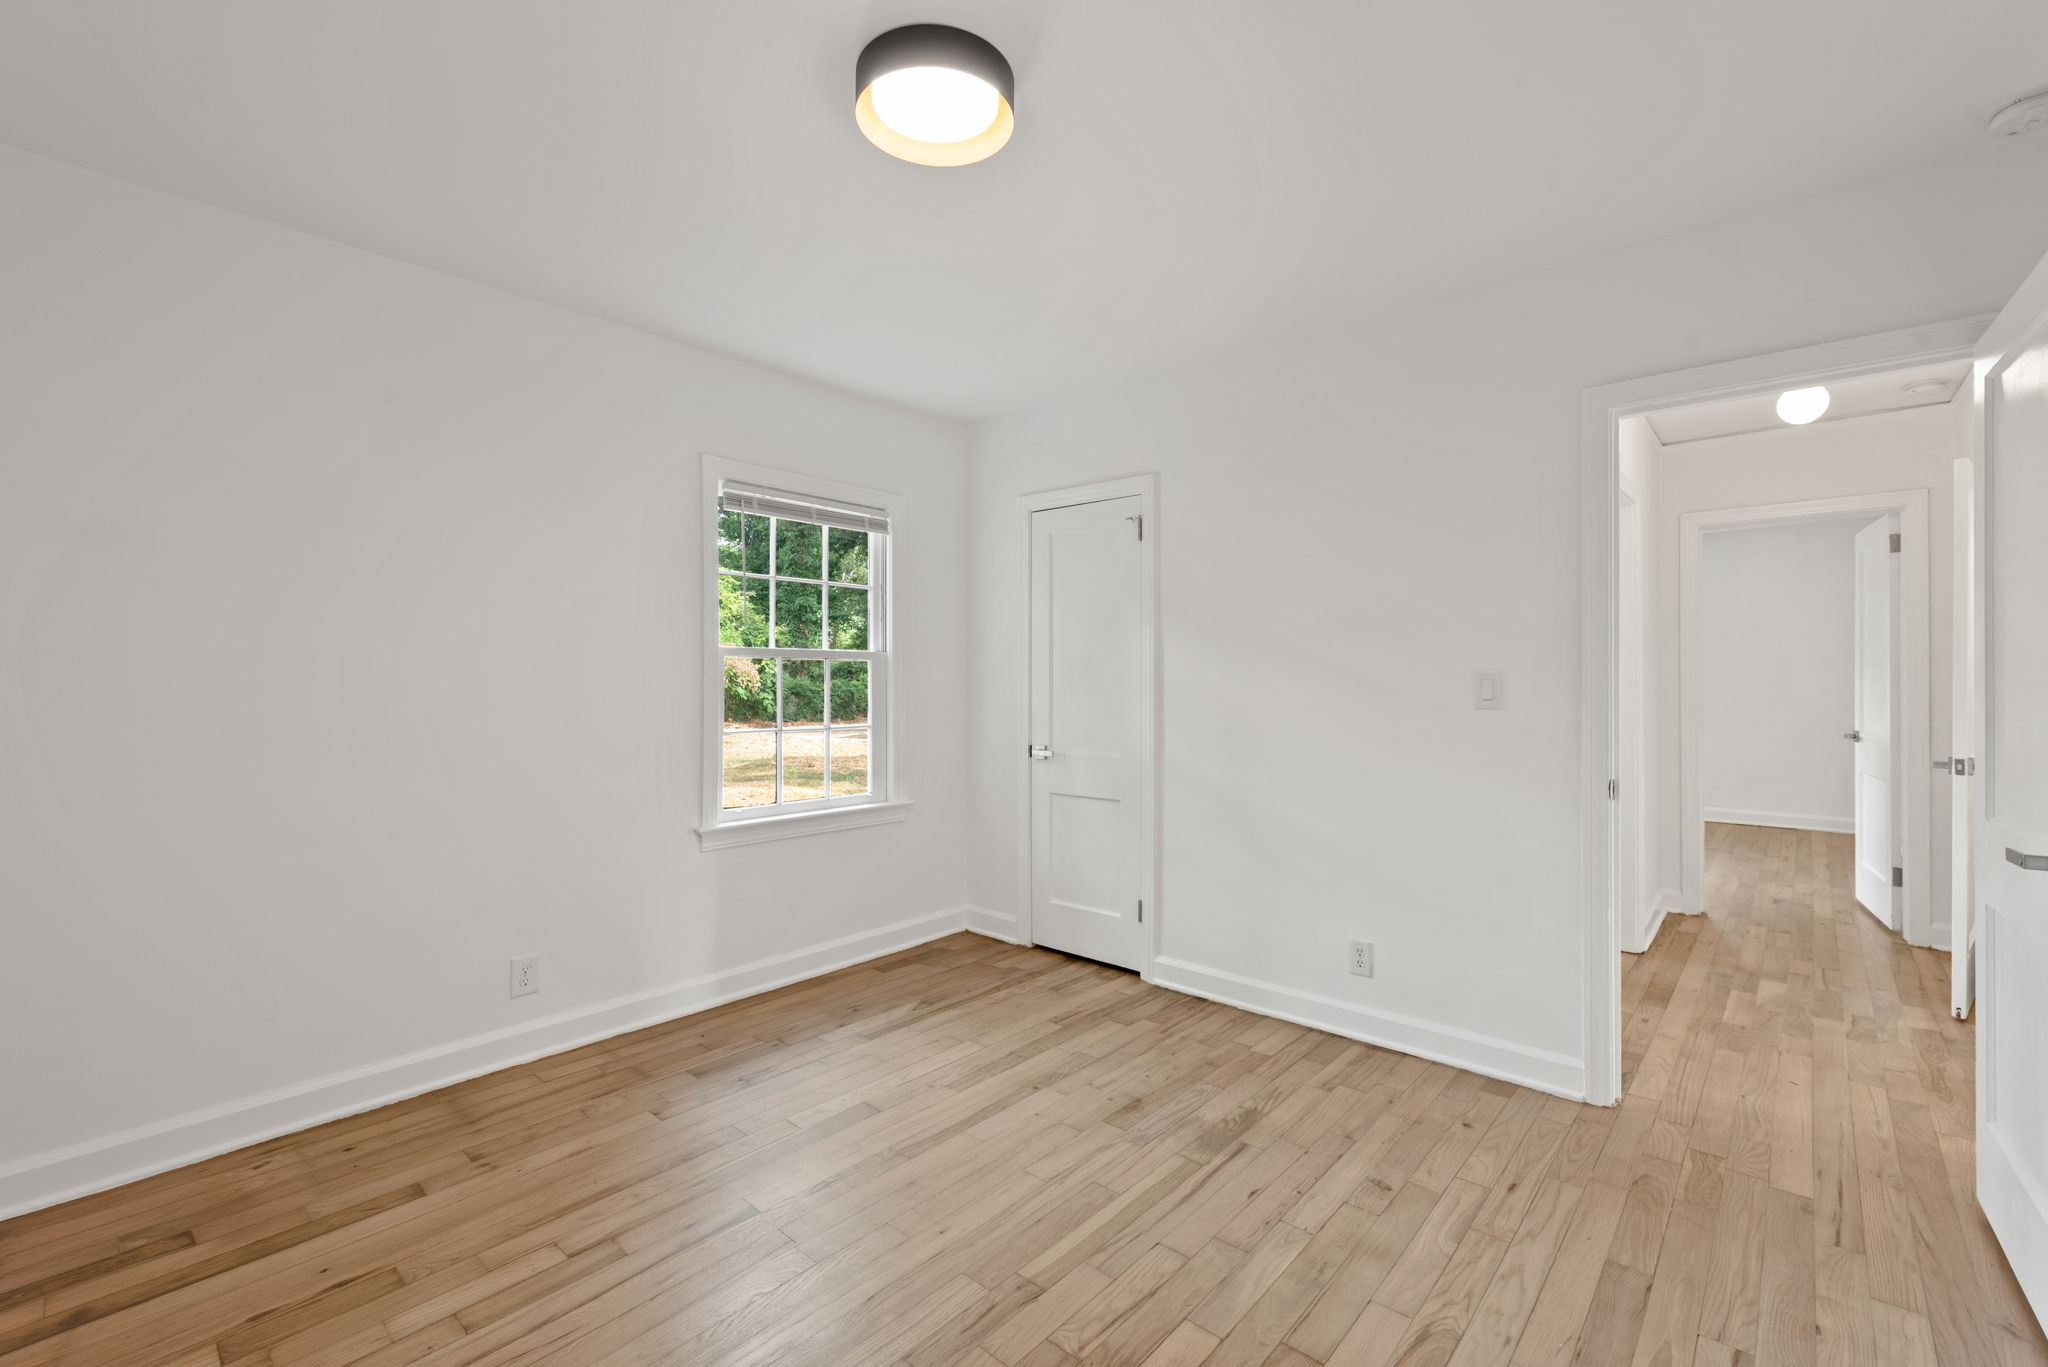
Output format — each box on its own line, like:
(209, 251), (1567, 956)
(829, 528), (869, 584)
(719, 574), (771, 648)
(775, 580), (822, 647)
(829, 728), (870, 796)
(782, 730), (826, 803)
(828, 586), (868, 650)
(829, 661), (868, 725)
(722, 731), (778, 808)
(783, 660), (825, 726)
(722, 656), (778, 729)
(719, 511), (771, 574)
(776, 518), (824, 580)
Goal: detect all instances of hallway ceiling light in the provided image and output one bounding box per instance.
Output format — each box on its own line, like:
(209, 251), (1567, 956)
(1775, 386), (1831, 425)
(855, 25), (1014, 166)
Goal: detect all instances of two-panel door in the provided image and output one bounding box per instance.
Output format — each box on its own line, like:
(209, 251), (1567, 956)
(1028, 495), (1147, 971)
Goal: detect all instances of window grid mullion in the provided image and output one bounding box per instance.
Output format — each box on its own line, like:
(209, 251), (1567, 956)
(769, 517), (784, 806)
(720, 570), (866, 590)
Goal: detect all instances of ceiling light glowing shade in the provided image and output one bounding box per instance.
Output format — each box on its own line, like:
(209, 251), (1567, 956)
(856, 25), (1014, 166)
(1775, 386), (1831, 425)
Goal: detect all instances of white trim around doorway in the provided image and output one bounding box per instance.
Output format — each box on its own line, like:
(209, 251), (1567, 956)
(1677, 490), (1933, 943)
(1578, 315), (1987, 1106)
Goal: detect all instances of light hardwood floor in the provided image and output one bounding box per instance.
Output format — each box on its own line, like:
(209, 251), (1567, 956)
(1, 822), (2042, 1366)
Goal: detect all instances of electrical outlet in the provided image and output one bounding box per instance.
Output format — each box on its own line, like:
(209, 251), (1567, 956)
(510, 954), (540, 998)
(1348, 940), (1374, 978)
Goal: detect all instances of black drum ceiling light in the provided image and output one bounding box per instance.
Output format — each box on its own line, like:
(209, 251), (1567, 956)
(854, 24), (1014, 166)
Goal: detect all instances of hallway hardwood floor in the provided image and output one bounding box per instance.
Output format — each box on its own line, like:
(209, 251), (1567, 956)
(0, 822), (2041, 1366)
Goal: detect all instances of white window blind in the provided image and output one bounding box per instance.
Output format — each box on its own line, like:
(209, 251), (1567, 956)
(719, 481), (892, 536)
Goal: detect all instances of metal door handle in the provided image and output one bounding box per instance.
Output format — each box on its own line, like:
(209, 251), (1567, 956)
(1028, 744), (1052, 760)
(1843, 730), (1862, 742)
(2007, 848), (2048, 872)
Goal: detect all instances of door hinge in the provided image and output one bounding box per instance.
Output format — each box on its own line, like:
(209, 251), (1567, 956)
(1892, 866), (1905, 888)
(1127, 514), (1143, 541)
(1889, 532), (1902, 553)
(1607, 778), (1618, 800)
(1137, 899), (1144, 923)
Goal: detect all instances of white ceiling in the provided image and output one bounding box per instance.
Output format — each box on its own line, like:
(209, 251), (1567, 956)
(0, 2), (2043, 419)
(1647, 359), (1973, 445)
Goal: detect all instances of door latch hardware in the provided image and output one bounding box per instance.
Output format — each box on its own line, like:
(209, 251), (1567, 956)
(1028, 743), (1052, 760)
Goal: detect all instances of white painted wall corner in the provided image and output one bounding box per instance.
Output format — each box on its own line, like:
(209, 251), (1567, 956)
(963, 906), (1025, 943)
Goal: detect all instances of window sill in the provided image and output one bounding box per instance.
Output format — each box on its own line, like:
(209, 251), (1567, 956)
(695, 800), (914, 851)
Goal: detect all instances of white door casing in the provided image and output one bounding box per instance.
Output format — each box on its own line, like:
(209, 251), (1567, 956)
(1582, 317), (1988, 1108)
(1973, 244), (2048, 1328)
(1617, 483), (1648, 950)
(1952, 453), (1978, 1017)
(1028, 492), (1149, 971)
(1852, 515), (1900, 927)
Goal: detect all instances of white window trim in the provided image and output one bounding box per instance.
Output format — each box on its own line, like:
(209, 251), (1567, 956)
(695, 455), (906, 849)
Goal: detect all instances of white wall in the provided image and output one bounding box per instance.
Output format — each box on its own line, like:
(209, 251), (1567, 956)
(968, 144), (2048, 1096)
(1650, 403), (1963, 938)
(0, 146), (974, 1214)
(1699, 521), (1861, 831)
(1617, 417), (1664, 951)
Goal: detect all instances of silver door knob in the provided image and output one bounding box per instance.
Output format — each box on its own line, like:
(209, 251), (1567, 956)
(1843, 730), (1862, 742)
(1028, 744), (1052, 760)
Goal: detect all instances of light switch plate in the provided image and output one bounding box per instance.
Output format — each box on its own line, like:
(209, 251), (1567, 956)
(1474, 671), (1506, 710)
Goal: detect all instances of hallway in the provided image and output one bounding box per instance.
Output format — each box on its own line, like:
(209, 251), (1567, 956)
(1620, 821), (2045, 1364)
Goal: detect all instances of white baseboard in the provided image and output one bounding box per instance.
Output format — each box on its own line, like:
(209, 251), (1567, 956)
(963, 906), (1025, 944)
(1981, 1118), (2048, 1333)
(1625, 889), (1686, 955)
(1704, 807), (1854, 834)
(1147, 956), (1585, 1101)
(0, 907), (969, 1221)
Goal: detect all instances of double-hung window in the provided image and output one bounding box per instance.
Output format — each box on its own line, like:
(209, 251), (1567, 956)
(700, 463), (900, 845)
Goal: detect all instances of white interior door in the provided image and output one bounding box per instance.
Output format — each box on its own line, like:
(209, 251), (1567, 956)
(1952, 453), (1978, 1019)
(1029, 495), (1146, 971)
(1851, 514), (1899, 927)
(1974, 246), (2048, 1326)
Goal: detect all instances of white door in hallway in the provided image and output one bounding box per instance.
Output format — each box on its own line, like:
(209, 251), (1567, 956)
(1975, 243), (2048, 1325)
(1029, 494), (1147, 971)
(1851, 514), (1899, 926)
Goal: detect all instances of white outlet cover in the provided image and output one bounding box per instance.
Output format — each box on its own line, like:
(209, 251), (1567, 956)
(1347, 940), (1374, 977)
(510, 954), (540, 997)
